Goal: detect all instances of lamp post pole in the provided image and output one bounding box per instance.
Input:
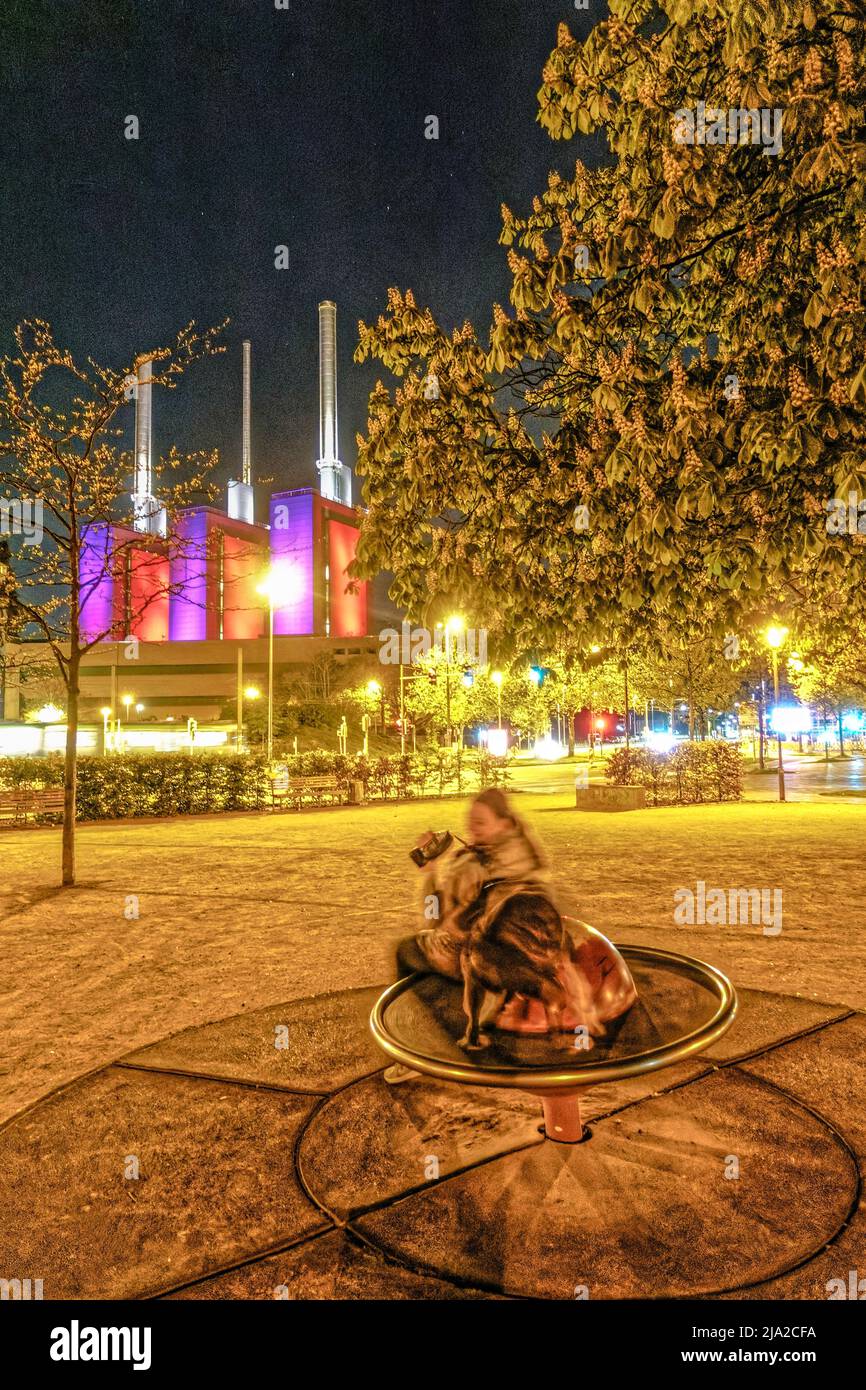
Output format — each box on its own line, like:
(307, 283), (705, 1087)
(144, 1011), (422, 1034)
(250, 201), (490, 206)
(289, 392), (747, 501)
(237, 648), (244, 753)
(267, 594), (275, 765)
(771, 650), (785, 802)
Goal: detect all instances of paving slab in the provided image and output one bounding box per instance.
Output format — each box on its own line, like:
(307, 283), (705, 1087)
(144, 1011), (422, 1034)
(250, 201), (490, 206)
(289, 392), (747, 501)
(740, 1012), (866, 1155)
(2, 986), (860, 1302)
(298, 1061), (712, 1220)
(0, 1068), (326, 1299)
(298, 1074), (542, 1217)
(714, 1204), (866, 1300)
(701, 988), (850, 1064)
(354, 1069), (856, 1299)
(121, 986), (385, 1091)
(164, 1229), (504, 1300)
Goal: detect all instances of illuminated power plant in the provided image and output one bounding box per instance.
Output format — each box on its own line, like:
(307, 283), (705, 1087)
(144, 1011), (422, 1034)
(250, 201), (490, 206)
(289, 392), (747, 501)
(78, 302), (368, 648)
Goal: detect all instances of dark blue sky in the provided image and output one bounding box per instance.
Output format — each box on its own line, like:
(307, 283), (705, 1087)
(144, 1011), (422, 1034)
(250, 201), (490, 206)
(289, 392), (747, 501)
(0, 0), (598, 502)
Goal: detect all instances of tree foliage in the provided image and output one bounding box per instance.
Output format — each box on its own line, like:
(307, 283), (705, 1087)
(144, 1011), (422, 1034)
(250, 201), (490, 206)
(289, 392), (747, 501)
(353, 0), (866, 661)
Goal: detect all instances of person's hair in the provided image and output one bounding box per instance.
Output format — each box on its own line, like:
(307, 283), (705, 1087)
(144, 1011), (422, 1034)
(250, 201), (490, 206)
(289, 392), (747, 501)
(472, 787), (516, 823)
(471, 787), (550, 870)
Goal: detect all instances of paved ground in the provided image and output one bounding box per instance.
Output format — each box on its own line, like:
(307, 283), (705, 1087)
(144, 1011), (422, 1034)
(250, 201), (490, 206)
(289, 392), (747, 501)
(0, 983), (861, 1299)
(1, 787), (864, 1299)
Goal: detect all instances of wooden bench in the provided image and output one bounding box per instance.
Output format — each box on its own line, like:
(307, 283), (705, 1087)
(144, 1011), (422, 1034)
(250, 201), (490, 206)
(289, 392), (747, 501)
(0, 788), (65, 824)
(269, 774), (343, 811)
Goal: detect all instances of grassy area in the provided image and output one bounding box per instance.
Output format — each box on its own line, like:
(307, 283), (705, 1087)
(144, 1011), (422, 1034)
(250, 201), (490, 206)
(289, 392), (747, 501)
(1, 794), (864, 1124)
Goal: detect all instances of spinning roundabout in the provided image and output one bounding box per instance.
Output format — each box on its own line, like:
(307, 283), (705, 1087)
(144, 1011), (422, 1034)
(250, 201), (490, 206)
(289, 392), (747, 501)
(0, 955), (863, 1300)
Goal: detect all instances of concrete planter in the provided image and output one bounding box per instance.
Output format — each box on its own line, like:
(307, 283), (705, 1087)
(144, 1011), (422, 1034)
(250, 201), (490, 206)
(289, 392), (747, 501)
(575, 784), (646, 812)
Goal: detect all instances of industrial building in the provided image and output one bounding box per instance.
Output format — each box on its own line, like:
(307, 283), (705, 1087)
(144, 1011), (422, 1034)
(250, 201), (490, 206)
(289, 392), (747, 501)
(0, 302), (385, 731)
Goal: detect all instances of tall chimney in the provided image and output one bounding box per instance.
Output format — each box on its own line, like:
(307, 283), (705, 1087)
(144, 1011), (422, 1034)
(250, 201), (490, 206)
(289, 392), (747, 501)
(316, 301), (350, 504)
(132, 357), (153, 533)
(227, 340), (255, 523)
(242, 339), (252, 486)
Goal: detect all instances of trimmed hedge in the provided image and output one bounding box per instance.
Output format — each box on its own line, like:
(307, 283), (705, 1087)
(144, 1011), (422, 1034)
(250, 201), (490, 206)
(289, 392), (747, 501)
(605, 741), (742, 806)
(271, 746), (511, 801)
(0, 753), (270, 818)
(0, 746), (511, 821)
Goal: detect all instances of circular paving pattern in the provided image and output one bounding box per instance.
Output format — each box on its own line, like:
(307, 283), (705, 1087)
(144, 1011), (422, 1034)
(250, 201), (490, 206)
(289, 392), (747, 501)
(0, 984), (862, 1300)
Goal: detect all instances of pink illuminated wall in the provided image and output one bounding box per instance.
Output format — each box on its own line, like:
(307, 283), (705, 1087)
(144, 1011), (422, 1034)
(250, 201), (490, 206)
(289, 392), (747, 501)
(79, 523), (117, 643)
(79, 492), (367, 645)
(130, 545), (170, 642)
(169, 510), (211, 641)
(269, 490), (316, 635)
(328, 519), (367, 638)
(222, 533), (267, 640)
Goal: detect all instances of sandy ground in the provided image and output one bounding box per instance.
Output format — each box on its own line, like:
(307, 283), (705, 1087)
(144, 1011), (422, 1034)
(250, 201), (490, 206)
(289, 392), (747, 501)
(1, 794), (864, 1125)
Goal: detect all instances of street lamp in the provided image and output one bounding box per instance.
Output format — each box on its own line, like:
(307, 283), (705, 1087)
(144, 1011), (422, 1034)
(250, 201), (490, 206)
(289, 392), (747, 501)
(443, 614), (465, 747)
(237, 685), (260, 754)
(100, 706), (112, 755)
(765, 624), (789, 802)
(257, 565), (304, 763)
(491, 670), (503, 729)
(366, 679), (382, 750)
(121, 693), (133, 749)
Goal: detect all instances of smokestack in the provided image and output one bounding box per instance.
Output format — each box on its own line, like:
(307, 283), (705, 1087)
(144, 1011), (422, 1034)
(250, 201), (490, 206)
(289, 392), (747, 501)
(319, 301), (337, 468)
(131, 357), (166, 536)
(132, 357), (153, 533)
(242, 339), (252, 486)
(316, 301), (350, 505)
(227, 340), (255, 523)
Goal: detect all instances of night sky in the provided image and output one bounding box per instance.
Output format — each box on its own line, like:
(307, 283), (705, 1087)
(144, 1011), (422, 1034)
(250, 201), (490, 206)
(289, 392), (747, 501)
(1, 0), (598, 504)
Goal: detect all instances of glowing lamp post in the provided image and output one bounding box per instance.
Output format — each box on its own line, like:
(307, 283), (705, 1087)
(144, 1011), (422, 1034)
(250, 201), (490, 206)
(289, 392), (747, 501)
(442, 615), (464, 747)
(491, 670), (503, 729)
(120, 694), (133, 750)
(100, 706), (112, 756)
(365, 680), (382, 753)
(765, 625), (789, 802)
(238, 685), (260, 754)
(257, 565), (303, 764)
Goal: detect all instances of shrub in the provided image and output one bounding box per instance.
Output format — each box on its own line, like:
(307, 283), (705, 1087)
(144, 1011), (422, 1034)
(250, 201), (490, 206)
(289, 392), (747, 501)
(606, 741), (741, 806)
(0, 752), (269, 820)
(0, 744), (520, 821)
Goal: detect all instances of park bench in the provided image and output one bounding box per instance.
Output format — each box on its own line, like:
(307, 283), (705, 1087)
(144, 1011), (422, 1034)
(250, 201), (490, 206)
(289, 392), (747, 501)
(269, 773), (343, 811)
(0, 788), (65, 825)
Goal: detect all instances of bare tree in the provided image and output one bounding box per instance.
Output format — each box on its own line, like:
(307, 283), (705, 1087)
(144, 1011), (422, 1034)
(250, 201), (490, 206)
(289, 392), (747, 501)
(0, 318), (226, 884)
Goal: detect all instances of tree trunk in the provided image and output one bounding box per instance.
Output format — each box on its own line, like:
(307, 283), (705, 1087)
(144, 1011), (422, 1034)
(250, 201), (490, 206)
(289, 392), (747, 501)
(838, 712), (845, 757)
(566, 711), (575, 757)
(62, 650), (80, 886)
